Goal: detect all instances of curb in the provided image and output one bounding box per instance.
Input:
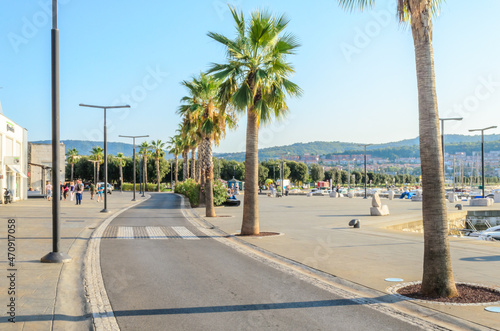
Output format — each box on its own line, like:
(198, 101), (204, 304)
(83, 195), (151, 331)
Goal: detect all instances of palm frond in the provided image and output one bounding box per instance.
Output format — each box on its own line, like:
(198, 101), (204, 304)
(337, 0), (375, 12)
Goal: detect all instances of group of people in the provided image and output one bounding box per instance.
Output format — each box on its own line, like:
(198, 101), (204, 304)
(45, 180), (105, 204)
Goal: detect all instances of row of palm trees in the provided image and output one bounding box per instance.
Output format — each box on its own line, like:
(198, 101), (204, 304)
(169, 2), (458, 299)
(65, 140), (167, 192)
(168, 8), (301, 226)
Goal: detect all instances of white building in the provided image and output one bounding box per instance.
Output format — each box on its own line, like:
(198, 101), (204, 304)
(0, 109), (28, 202)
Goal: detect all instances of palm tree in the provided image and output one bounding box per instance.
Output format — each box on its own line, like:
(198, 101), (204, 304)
(66, 148), (79, 181)
(208, 7), (302, 234)
(179, 73), (236, 217)
(151, 140), (166, 192)
(139, 141), (151, 191)
(167, 135), (182, 186)
(90, 146), (104, 183)
(337, 0), (457, 298)
(116, 152), (125, 192)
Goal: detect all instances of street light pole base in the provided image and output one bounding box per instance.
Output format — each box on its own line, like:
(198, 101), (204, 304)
(131, 199), (136, 201)
(41, 252), (72, 263)
(100, 209), (109, 213)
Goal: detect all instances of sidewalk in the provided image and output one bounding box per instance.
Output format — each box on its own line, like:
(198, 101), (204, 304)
(0, 191), (146, 330)
(194, 195), (500, 331)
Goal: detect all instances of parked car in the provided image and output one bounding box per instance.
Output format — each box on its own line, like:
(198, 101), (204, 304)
(97, 182), (113, 194)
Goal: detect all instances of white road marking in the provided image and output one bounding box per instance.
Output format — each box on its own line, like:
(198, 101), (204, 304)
(172, 226), (200, 240)
(146, 226), (168, 239)
(117, 227), (134, 239)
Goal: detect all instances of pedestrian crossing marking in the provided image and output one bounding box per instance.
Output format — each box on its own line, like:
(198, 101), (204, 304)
(146, 226), (168, 239)
(102, 226), (204, 240)
(172, 226), (200, 240)
(117, 227), (134, 239)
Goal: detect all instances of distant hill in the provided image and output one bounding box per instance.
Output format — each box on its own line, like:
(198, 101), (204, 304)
(31, 134), (500, 162)
(215, 134), (500, 162)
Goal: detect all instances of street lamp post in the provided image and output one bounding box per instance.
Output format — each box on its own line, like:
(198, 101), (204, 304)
(80, 104), (130, 212)
(41, 0), (71, 263)
(440, 117), (463, 179)
(358, 144), (372, 199)
(119, 135), (148, 201)
(469, 126), (497, 198)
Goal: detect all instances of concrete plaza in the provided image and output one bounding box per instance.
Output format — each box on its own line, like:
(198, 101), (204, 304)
(194, 194), (500, 330)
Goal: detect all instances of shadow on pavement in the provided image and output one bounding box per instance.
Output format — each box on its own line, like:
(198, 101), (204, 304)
(112, 296), (406, 316)
(460, 255), (500, 262)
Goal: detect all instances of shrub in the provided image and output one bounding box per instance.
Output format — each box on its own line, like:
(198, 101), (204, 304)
(213, 179), (228, 206)
(174, 179), (200, 207)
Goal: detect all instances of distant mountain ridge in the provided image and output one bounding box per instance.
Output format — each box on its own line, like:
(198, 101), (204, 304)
(215, 134), (500, 162)
(31, 134), (500, 161)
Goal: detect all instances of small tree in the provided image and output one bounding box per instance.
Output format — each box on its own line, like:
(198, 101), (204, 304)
(309, 164), (325, 182)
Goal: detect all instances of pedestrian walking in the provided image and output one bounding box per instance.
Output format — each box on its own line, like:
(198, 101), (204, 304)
(70, 181), (75, 201)
(97, 184), (103, 202)
(46, 181), (53, 201)
(90, 182), (95, 200)
(63, 183), (69, 200)
(75, 179), (84, 205)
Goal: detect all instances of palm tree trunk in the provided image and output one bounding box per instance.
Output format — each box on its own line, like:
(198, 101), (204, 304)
(156, 158), (161, 192)
(71, 164), (74, 181)
(191, 148), (196, 180)
(196, 146), (202, 183)
(203, 138), (215, 217)
(174, 154), (178, 184)
(410, 1), (457, 298)
(119, 163), (123, 192)
(241, 109), (259, 235)
(182, 150), (188, 180)
(199, 140), (206, 205)
(144, 155), (148, 191)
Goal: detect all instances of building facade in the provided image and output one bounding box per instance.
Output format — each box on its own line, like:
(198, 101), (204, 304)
(0, 113), (28, 202)
(28, 143), (65, 193)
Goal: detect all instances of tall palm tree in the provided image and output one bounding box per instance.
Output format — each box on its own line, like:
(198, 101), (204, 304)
(179, 73), (236, 217)
(208, 7), (302, 234)
(167, 134), (182, 186)
(139, 141), (151, 191)
(151, 139), (166, 192)
(116, 152), (125, 192)
(66, 148), (79, 181)
(337, 0), (457, 298)
(90, 146), (104, 183)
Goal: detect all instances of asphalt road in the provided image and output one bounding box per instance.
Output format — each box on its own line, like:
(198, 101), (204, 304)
(100, 193), (426, 331)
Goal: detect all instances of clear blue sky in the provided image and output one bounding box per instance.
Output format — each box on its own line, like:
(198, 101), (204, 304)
(1, 0), (499, 153)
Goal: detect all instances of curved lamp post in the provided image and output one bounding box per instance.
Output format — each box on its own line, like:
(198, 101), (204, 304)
(80, 104), (130, 212)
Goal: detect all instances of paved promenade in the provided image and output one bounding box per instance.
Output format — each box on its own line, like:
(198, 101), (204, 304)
(1, 191), (499, 330)
(194, 195), (500, 330)
(0, 191), (146, 330)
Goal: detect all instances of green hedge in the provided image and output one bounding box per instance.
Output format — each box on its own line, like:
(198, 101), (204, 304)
(174, 179), (201, 207)
(121, 183), (169, 192)
(213, 179), (228, 206)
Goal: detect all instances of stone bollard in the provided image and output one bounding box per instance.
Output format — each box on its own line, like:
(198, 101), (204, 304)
(388, 190), (394, 200)
(349, 219), (360, 228)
